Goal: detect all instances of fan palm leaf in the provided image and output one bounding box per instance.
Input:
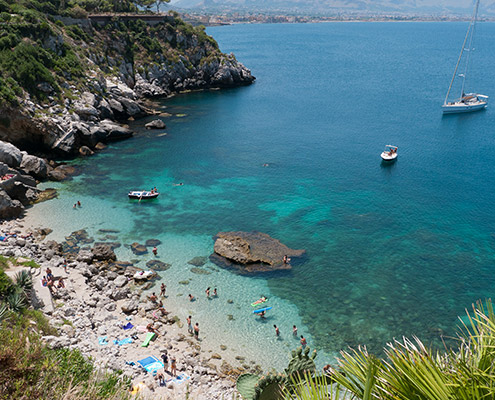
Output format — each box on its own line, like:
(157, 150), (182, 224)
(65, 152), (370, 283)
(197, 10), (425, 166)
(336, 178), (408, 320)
(0, 301), (9, 322)
(6, 289), (28, 313)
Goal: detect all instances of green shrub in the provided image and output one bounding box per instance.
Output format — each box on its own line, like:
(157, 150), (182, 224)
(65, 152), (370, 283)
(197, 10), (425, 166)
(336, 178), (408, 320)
(0, 312), (132, 400)
(68, 5), (88, 19)
(0, 41), (56, 98)
(66, 24), (88, 41)
(0, 270), (12, 299)
(0, 0), (9, 12)
(0, 33), (20, 49)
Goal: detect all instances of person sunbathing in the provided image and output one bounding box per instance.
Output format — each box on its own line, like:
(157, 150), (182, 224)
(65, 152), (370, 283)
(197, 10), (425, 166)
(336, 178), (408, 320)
(146, 323), (159, 335)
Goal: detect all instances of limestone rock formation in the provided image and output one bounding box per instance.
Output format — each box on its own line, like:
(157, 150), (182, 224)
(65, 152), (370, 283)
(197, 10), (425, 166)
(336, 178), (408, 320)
(20, 154), (48, 179)
(145, 119), (166, 129)
(92, 243), (117, 261)
(211, 231), (305, 273)
(0, 141), (23, 168)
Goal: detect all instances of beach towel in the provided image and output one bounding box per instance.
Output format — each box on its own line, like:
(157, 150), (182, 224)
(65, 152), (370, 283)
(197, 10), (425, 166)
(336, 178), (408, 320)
(98, 336), (108, 345)
(167, 374), (190, 385)
(113, 337), (133, 346)
(136, 325), (148, 332)
(122, 322), (134, 330)
(141, 332), (156, 347)
(137, 356), (163, 373)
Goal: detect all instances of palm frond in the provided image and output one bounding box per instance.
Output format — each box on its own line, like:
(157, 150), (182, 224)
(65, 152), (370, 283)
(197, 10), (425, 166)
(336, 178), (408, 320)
(6, 289), (28, 313)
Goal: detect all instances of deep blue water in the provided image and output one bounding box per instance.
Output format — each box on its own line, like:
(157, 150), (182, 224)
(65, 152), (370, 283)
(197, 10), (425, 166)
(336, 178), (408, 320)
(37, 22), (495, 355)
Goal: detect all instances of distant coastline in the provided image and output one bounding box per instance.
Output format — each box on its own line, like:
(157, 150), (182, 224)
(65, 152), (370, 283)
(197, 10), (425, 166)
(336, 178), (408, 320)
(178, 9), (495, 26)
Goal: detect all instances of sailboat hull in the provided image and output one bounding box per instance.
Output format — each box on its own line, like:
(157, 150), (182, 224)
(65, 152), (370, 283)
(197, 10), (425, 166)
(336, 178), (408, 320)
(442, 100), (487, 114)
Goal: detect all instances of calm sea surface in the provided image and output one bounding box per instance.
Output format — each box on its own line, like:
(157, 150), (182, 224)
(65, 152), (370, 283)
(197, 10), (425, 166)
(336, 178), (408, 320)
(28, 22), (495, 361)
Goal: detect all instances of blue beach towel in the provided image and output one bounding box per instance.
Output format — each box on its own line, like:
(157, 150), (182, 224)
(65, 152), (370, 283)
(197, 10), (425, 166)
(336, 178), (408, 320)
(98, 336), (108, 345)
(167, 374), (190, 385)
(123, 322), (134, 330)
(113, 337), (134, 346)
(138, 356), (163, 373)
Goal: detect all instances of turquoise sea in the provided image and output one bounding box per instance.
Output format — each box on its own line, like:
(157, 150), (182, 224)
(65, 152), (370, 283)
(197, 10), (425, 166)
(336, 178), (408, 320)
(27, 22), (495, 367)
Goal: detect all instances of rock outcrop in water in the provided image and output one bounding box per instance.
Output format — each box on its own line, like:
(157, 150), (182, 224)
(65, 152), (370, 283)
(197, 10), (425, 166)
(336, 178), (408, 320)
(211, 231), (305, 273)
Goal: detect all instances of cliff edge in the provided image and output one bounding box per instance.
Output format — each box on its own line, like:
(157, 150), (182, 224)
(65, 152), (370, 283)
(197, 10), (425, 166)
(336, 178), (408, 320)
(0, 1), (254, 156)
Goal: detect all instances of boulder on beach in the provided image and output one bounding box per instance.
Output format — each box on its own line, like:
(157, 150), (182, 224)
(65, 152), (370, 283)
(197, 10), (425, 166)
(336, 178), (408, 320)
(211, 231), (305, 273)
(20, 154), (48, 179)
(0, 141), (22, 168)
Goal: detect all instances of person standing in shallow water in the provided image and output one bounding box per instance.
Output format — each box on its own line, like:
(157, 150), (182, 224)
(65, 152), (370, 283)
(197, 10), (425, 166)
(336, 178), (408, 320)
(160, 283), (166, 297)
(152, 247), (157, 256)
(300, 335), (307, 347)
(194, 322), (200, 339)
(205, 287), (210, 299)
(293, 325), (298, 336)
(274, 325), (280, 336)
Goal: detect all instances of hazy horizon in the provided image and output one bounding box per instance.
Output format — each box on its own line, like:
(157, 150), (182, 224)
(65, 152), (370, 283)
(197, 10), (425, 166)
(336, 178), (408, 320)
(168, 0), (495, 17)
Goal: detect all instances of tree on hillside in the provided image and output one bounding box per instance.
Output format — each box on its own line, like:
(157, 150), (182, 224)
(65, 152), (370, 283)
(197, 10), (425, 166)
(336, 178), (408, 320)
(136, 0), (170, 13)
(153, 0), (170, 13)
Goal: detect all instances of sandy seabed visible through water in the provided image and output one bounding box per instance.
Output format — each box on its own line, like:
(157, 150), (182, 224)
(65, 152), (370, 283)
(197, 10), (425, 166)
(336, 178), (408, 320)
(22, 187), (335, 372)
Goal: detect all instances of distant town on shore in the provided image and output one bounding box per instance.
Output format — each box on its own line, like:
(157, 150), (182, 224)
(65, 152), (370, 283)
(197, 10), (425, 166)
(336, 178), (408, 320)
(175, 9), (495, 26)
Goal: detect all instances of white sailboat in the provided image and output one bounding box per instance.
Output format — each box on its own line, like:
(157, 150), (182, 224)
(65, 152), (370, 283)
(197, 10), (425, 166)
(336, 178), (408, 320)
(442, 0), (488, 114)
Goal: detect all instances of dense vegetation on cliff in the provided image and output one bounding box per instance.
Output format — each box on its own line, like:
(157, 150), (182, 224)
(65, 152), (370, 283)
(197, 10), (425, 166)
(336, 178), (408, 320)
(0, 0), (220, 106)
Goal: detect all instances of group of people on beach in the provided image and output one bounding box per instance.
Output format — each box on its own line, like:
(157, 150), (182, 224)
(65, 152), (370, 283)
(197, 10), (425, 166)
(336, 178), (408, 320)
(41, 267), (65, 291)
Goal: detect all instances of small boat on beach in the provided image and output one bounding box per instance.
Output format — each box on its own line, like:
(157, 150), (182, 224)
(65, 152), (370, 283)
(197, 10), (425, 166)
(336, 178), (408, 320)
(128, 191), (159, 200)
(442, 0), (488, 114)
(381, 145), (398, 161)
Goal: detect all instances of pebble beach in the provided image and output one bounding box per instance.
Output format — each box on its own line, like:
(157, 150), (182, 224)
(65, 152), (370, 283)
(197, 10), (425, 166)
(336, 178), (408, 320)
(0, 217), (272, 400)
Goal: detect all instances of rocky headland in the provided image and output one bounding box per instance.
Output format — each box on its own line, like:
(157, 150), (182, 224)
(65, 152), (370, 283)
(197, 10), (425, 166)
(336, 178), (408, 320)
(0, 2), (255, 233)
(0, 4), (254, 159)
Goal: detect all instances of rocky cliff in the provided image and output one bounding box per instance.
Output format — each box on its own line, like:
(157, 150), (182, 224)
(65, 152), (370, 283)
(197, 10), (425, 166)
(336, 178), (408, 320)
(0, 4), (254, 157)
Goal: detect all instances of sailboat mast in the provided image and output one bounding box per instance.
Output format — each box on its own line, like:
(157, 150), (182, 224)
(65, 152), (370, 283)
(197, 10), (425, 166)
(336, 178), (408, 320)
(460, 0), (480, 98)
(443, 0), (479, 105)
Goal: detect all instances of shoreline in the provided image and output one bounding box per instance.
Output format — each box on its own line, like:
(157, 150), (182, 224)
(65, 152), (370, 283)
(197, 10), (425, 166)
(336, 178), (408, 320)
(0, 215), (269, 399)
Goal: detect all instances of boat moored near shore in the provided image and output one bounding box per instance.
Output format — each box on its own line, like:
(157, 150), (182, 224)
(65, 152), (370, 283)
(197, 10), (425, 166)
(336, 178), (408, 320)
(128, 190), (159, 199)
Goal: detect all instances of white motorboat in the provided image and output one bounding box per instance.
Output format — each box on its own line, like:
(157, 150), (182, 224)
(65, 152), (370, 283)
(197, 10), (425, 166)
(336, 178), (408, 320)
(442, 0), (488, 114)
(128, 190), (159, 199)
(381, 145), (398, 161)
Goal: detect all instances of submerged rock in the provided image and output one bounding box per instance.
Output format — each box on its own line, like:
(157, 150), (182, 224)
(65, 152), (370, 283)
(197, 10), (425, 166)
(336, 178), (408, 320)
(211, 231), (305, 273)
(190, 267), (210, 275)
(145, 239), (162, 247)
(34, 188), (58, 203)
(146, 260), (170, 271)
(130, 242), (147, 255)
(188, 256), (207, 266)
